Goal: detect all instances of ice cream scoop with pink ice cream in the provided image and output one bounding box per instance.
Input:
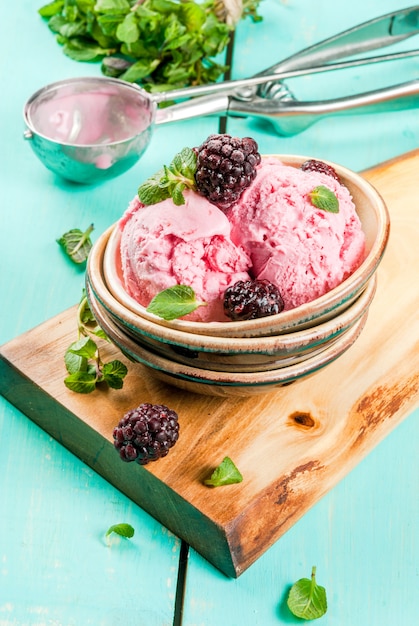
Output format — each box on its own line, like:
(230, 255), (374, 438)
(118, 145), (365, 322)
(227, 157), (366, 311)
(119, 190), (252, 322)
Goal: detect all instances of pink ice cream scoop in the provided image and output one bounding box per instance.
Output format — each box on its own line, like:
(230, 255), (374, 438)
(119, 190), (252, 321)
(227, 158), (366, 311)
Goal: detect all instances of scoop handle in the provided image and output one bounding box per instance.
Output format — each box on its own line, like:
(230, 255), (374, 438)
(228, 79), (419, 135)
(154, 94), (230, 125)
(256, 6), (419, 76)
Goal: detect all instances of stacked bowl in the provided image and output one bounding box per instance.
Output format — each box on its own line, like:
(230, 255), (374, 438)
(86, 156), (390, 397)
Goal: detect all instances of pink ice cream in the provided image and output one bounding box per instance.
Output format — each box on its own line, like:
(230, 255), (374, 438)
(227, 158), (365, 311)
(119, 156), (365, 321)
(119, 190), (252, 321)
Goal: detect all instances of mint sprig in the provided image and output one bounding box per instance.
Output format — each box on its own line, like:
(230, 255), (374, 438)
(64, 291), (128, 393)
(287, 566), (328, 620)
(204, 456), (243, 487)
(57, 224), (94, 264)
(138, 147), (197, 206)
(146, 284), (206, 320)
(309, 186), (339, 213)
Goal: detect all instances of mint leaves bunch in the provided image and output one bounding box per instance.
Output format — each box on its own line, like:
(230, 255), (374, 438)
(39, 0), (262, 91)
(64, 291), (127, 393)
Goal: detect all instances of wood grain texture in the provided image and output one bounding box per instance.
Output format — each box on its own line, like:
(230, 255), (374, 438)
(1, 150), (418, 577)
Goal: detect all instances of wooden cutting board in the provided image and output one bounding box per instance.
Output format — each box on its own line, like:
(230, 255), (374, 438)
(1, 150), (418, 578)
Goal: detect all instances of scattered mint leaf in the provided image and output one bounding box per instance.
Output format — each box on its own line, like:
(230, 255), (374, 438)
(105, 523), (135, 539)
(138, 147), (197, 206)
(57, 224), (94, 264)
(105, 522), (135, 546)
(204, 456), (243, 487)
(64, 293), (128, 394)
(146, 285), (206, 320)
(287, 566), (328, 620)
(309, 186), (339, 213)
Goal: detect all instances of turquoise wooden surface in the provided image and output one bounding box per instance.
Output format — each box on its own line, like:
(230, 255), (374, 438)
(0, 1), (418, 625)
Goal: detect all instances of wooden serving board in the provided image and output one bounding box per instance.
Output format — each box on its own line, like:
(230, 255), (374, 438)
(1, 151), (419, 578)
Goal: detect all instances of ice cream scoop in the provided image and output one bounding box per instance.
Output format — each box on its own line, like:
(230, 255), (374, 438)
(23, 5), (419, 183)
(119, 191), (252, 322)
(227, 158), (366, 310)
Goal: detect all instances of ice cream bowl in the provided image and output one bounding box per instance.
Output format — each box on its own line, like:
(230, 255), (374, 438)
(101, 155), (389, 338)
(86, 281), (369, 397)
(87, 236), (377, 372)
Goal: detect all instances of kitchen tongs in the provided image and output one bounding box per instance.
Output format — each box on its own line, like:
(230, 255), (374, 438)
(155, 5), (419, 135)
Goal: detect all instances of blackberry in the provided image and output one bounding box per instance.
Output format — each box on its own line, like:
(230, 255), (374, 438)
(300, 159), (341, 183)
(194, 134), (261, 209)
(113, 403), (180, 465)
(223, 279), (285, 321)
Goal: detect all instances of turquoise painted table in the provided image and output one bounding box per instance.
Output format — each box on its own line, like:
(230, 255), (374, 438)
(1, 1), (418, 624)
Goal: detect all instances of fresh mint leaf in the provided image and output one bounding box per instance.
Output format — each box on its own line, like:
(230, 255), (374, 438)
(102, 360), (128, 389)
(46, 14), (67, 32)
(119, 57), (160, 82)
(116, 12), (139, 43)
(79, 290), (96, 324)
(287, 566), (328, 620)
(137, 147), (197, 206)
(171, 147), (197, 179)
(204, 456), (243, 487)
(105, 522), (135, 539)
(179, 2), (206, 31)
(137, 168), (171, 205)
(38, 0), (64, 17)
(172, 182), (187, 206)
(91, 325), (110, 341)
(95, 0), (130, 12)
(59, 21), (87, 38)
(64, 371), (98, 394)
(63, 39), (111, 61)
(64, 349), (87, 375)
(146, 285), (206, 320)
(68, 336), (98, 360)
(57, 224), (94, 264)
(309, 186), (339, 213)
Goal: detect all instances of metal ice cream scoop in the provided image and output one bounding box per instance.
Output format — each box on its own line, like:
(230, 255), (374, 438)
(23, 5), (419, 183)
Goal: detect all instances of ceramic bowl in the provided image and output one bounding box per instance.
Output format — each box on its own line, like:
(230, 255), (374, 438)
(87, 242), (377, 372)
(86, 281), (369, 397)
(85, 154), (389, 394)
(101, 155), (390, 338)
